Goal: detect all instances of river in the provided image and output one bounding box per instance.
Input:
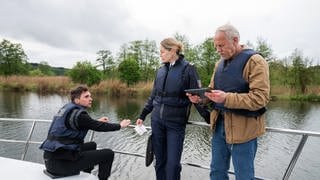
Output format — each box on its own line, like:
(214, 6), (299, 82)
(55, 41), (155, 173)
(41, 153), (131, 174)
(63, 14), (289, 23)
(0, 91), (319, 180)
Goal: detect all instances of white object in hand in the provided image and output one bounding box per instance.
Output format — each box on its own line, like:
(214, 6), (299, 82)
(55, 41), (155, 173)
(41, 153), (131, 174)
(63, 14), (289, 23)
(134, 125), (147, 135)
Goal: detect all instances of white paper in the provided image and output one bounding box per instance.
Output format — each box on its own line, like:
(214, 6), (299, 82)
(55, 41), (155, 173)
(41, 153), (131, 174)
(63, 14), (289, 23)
(134, 125), (147, 135)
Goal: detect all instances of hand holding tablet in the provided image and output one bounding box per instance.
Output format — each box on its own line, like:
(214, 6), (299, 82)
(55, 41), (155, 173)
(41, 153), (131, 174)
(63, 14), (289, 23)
(184, 87), (213, 97)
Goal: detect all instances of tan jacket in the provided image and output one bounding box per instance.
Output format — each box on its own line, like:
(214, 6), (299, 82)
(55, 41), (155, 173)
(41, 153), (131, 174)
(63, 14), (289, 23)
(209, 53), (270, 144)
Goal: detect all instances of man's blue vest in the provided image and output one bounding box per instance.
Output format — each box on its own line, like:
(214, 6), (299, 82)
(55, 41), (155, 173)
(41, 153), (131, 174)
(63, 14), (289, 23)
(39, 103), (88, 152)
(214, 49), (266, 117)
(153, 56), (190, 107)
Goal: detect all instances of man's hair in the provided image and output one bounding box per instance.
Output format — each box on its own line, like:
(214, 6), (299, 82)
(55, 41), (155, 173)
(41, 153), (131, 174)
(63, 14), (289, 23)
(70, 85), (88, 102)
(215, 24), (240, 41)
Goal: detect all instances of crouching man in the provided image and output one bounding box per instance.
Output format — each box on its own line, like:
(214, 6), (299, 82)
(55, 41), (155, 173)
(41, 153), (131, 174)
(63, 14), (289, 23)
(40, 85), (131, 180)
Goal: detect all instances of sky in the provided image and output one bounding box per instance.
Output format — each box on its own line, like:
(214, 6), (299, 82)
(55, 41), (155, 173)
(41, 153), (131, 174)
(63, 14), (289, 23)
(0, 0), (319, 68)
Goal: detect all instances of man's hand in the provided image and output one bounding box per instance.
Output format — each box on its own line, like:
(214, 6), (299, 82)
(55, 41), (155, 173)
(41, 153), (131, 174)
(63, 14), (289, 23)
(120, 119), (131, 128)
(205, 90), (226, 104)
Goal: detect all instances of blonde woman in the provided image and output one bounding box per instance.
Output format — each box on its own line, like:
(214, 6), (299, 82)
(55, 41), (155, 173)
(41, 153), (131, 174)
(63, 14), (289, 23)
(136, 38), (201, 180)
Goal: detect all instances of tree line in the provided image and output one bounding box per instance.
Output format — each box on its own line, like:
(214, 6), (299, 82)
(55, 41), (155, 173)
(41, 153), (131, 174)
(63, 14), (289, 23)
(0, 36), (319, 95)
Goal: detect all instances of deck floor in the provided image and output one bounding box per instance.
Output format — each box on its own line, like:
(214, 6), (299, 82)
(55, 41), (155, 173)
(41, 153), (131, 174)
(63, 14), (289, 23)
(0, 157), (98, 180)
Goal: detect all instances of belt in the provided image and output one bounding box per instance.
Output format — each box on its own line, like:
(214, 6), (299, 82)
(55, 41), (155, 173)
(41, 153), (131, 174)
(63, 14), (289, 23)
(155, 91), (184, 97)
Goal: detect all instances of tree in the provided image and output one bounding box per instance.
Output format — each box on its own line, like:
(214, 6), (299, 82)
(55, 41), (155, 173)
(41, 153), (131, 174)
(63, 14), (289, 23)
(117, 44), (128, 62)
(268, 60), (288, 86)
(117, 40), (159, 81)
(118, 58), (140, 86)
(38, 61), (54, 76)
(128, 40), (143, 66)
(196, 37), (220, 86)
(174, 33), (199, 64)
(140, 40), (159, 81)
(308, 65), (320, 85)
(68, 61), (102, 86)
(0, 39), (29, 76)
(29, 69), (45, 76)
(254, 37), (274, 62)
(287, 49), (313, 94)
(96, 50), (115, 76)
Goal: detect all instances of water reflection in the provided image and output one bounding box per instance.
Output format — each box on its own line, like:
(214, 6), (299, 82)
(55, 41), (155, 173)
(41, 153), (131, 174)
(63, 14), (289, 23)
(0, 91), (24, 117)
(0, 92), (320, 180)
(266, 101), (315, 129)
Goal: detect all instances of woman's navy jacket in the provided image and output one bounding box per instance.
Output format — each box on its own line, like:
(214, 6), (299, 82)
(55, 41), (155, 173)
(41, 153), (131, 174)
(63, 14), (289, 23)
(139, 55), (200, 123)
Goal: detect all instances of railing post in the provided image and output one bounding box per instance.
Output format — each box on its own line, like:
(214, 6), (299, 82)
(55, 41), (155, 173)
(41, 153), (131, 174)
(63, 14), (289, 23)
(89, 130), (95, 142)
(21, 120), (37, 160)
(282, 134), (308, 180)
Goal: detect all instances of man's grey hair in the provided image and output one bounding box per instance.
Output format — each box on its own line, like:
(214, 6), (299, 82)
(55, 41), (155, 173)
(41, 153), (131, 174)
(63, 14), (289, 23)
(215, 24), (240, 41)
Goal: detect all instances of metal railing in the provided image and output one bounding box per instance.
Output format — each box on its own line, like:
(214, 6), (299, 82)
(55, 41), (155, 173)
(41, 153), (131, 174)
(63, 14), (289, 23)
(1, 118), (320, 180)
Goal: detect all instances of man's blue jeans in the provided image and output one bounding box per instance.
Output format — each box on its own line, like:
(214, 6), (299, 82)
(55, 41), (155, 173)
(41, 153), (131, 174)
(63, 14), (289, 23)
(210, 117), (257, 180)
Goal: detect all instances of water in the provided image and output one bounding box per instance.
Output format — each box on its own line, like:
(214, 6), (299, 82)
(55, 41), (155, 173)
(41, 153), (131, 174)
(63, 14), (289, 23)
(0, 91), (320, 180)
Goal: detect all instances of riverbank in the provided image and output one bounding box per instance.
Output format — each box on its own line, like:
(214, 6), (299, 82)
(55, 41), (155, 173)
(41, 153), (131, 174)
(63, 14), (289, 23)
(270, 85), (320, 101)
(0, 76), (319, 101)
(0, 76), (153, 98)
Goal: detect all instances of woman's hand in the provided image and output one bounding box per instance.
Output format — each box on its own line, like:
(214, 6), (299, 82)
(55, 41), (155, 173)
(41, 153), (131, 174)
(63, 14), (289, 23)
(136, 119), (144, 126)
(186, 93), (202, 104)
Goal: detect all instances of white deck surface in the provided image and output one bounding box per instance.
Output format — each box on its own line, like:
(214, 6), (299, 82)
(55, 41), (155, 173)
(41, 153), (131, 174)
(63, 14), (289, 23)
(0, 157), (98, 180)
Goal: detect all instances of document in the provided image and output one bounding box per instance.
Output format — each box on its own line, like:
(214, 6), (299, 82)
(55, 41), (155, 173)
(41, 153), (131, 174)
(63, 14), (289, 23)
(134, 124), (147, 135)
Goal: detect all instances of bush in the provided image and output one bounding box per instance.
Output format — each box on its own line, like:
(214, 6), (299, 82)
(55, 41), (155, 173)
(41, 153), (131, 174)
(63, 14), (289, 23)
(67, 61), (102, 86)
(118, 58), (140, 86)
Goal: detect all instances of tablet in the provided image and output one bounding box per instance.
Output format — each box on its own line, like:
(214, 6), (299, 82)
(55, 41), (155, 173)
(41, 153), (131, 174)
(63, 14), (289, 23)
(184, 87), (213, 96)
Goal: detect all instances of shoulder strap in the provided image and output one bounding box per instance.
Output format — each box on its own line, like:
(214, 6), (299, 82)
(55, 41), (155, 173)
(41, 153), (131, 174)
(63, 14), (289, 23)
(68, 108), (86, 130)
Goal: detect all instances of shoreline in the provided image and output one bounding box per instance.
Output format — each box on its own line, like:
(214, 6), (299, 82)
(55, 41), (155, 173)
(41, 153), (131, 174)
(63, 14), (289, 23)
(1, 76), (319, 101)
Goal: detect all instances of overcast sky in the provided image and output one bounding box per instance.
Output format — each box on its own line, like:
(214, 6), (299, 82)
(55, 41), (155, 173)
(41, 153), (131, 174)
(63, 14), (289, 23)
(1, 0), (319, 68)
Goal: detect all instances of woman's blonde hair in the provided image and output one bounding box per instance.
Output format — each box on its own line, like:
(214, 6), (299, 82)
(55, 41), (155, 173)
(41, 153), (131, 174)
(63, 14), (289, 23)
(160, 38), (184, 55)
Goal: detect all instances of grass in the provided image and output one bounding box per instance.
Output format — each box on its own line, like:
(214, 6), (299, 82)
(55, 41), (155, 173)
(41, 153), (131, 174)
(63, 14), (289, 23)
(271, 85), (320, 101)
(0, 76), (319, 101)
(290, 94), (320, 102)
(0, 76), (153, 97)
(0, 76), (72, 93)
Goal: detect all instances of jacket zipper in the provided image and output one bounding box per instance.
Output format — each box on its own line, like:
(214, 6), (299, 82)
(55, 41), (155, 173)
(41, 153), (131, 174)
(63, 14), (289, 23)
(160, 104), (164, 119)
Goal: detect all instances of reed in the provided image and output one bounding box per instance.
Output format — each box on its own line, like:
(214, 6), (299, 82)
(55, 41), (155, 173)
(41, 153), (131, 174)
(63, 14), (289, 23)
(91, 79), (128, 96)
(270, 85), (320, 101)
(91, 79), (153, 97)
(132, 80), (153, 97)
(0, 76), (153, 97)
(0, 76), (72, 93)
(1, 76), (319, 101)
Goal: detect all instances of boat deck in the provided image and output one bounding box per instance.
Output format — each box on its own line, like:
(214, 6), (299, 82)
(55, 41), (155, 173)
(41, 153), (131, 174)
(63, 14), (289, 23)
(1, 118), (320, 180)
(0, 157), (98, 180)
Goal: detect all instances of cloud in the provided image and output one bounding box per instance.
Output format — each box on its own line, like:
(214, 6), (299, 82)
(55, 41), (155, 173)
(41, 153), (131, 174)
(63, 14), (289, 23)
(0, 1), (133, 50)
(1, 0), (319, 68)
(0, 0), (144, 67)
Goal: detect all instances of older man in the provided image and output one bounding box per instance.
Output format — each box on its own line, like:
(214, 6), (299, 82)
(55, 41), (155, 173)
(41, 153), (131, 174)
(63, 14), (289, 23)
(188, 24), (270, 179)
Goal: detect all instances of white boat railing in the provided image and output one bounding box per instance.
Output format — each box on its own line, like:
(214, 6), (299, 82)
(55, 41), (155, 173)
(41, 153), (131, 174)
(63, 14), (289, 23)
(1, 118), (320, 180)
